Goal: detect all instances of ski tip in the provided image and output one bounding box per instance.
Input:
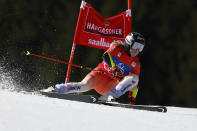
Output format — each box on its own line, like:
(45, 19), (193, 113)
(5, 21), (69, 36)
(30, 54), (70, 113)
(40, 87), (55, 93)
(160, 107), (167, 113)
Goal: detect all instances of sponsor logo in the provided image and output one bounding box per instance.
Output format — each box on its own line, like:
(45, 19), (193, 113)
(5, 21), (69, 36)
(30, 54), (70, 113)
(70, 86), (81, 91)
(90, 96), (97, 103)
(88, 38), (111, 47)
(104, 20), (111, 27)
(117, 63), (125, 73)
(132, 80), (136, 84)
(121, 84), (132, 93)
(85, 22), (123, 37)
(103, 63), (112, 74)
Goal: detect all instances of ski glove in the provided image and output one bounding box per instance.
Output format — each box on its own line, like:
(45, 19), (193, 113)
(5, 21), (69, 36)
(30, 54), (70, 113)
(112, 66), (124, 81)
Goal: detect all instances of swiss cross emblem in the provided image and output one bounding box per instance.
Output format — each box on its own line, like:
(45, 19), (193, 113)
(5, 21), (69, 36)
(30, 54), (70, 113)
(131, 62), (136, 67)
(118, 52), (122, 57)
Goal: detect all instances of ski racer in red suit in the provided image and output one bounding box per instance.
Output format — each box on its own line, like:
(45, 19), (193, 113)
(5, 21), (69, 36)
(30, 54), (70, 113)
(53, 32), (145, 103)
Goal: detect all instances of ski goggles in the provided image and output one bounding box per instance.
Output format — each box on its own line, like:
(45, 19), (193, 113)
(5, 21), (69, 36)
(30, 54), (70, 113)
(131, 42), (144, 52)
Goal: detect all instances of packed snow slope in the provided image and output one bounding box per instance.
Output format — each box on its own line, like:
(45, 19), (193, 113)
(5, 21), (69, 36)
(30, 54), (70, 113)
(0, 90), (197, 131)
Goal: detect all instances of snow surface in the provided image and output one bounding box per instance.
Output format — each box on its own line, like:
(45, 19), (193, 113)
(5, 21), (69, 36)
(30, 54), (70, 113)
(0, 90), (197, 131)
(0, 65), (197, 131)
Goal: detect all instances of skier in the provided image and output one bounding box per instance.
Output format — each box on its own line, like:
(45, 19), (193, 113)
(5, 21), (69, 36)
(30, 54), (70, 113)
(52, 32), (145, 103)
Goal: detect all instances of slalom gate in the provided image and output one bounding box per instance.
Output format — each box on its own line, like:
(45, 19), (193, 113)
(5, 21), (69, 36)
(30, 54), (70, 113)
(65, 0), (132, 82)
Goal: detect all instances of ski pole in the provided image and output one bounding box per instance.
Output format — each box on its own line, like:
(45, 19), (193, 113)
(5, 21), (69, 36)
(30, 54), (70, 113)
(25, 51), (105, 74)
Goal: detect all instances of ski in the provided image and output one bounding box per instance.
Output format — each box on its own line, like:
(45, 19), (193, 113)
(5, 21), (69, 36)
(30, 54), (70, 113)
(40, 90), (98, 103)
(98, 102), (167, 113)
(40, 90), (167, 113)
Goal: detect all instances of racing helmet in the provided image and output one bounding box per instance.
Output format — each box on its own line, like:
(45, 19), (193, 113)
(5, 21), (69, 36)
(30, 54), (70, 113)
(125, 32), (145, 56)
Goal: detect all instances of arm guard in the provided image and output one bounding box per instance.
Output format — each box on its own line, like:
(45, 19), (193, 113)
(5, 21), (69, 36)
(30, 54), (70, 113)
(102, 52), (115, 67)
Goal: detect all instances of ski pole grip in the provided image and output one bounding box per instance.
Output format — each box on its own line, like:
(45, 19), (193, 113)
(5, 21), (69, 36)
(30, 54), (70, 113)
(25, 51), (31, 55)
